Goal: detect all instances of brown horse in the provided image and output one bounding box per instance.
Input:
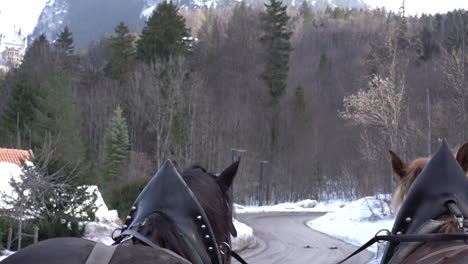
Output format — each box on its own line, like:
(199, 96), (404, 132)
(389, 142), (468, 212)
(381, 142), (468, 264)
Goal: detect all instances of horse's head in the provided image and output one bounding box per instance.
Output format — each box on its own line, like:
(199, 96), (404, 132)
(381, 141), (468, 264)
(181, 162), (239, 248)
(117, 160), (239, 264)
(389, 142), (468, 211)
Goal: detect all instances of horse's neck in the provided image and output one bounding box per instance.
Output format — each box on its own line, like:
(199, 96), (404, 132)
(135, 213), (202, 264)
(397, 217), (467, 264)
(400, 240), (468, 264)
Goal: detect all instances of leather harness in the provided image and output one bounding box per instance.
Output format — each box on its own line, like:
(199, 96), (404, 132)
(109, 160), (248, 264)
(337, 142), (468, 264)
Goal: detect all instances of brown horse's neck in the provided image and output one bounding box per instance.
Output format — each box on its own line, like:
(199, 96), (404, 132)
(399, 216), (467, 264)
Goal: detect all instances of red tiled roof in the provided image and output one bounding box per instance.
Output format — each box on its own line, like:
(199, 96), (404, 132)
(0, 148), (32, 166)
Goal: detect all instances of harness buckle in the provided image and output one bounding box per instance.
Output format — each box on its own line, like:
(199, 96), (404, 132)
(219, 242), (231, 255)
(456, 215), (464, 230)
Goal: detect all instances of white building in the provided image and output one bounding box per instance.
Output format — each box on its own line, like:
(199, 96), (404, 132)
(0, 28), (28, 70)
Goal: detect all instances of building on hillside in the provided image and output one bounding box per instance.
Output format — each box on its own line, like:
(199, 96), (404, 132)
(2, 40), (27, 68)
(0, 28), (28, 70)
(0, 148), (33, 167)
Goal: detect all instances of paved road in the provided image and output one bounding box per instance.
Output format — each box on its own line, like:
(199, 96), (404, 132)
(233, 212), (374, 264)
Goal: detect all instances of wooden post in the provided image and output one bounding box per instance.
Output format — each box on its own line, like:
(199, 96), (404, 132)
(33, 226), (39, 244)
(6, 227), (12, 251)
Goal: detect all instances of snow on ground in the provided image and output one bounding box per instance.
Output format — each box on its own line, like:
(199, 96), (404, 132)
(0, 162), (22, 199)
(0, 250), (14, 261)
(234, 199), (346, 213)
(82, 186), (121, 245)
(308, 195), (394, 254)
(231, 219), (255, 251)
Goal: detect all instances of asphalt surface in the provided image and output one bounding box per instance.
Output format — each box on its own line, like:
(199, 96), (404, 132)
(233, 212), (374, 264)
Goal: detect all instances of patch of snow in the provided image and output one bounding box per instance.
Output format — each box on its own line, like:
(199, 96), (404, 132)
(0, 250), (14, 261)
(83, 221), (120, 245)
(141, 5), (156, 19)
(307, 196), (394, 253)
(82, 186), (122, 245)
(234, 199), (346, 214)
(231, 219), (255, 251)
(296, 199), (318, 208)
(85, 186), (120, 224)
(0, 162), (22, 200)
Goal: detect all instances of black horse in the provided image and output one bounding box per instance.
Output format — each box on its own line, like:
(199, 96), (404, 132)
(1, 160), (241, 264)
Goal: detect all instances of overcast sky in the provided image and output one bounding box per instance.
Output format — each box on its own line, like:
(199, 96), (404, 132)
(366, 0), (468, 15)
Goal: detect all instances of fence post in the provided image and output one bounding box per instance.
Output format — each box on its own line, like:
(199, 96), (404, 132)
(6, 227), (12, 251)
(33, 226), (39, 244)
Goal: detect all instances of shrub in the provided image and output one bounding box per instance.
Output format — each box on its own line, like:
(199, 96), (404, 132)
(110, 178), (149, 219)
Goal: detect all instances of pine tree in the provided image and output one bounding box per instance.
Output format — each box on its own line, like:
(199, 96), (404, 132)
(1, 73), (37, 146)
(299, 0), (313, 23)
(260, 0), (292, 101)
(1, 36), (50, 147)
(108, 22), (135, 83)
(136, 1), (190, 63)
(56, 26), (74, 55)
(32, 65), (84, 166)
(102, 106), (130, 185)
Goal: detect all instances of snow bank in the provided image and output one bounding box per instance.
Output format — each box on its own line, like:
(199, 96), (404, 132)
(85, 186), (120, 224)
(231, 219), (255, 251)
(82, 186), (121, 245)
(0, 162), (23, 199)
(0, 250), (14, 261)
(234, 199), (346, 213)
(308, 196), (395, 253)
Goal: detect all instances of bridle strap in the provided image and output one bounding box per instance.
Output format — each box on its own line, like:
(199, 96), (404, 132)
(336, 232), (468, 264)
(231, 250), (249, 264)
(119, 229), (249, 264)
(120, 229), (161, 249)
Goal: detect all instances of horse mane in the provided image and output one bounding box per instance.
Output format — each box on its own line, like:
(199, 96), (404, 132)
(391, 158), (429, 212)
(136, 212), (201, 263)
(181, 165), (232, 244)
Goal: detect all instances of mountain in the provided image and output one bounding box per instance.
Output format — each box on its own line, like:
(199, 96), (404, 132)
(29, 0), (371, 48)
(31, 0), (144, 48)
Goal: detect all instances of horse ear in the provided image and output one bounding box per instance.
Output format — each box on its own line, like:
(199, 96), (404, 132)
(389, 150), (408, 179)
(217, 161), (240, 191)
(456, 142), (468, 173)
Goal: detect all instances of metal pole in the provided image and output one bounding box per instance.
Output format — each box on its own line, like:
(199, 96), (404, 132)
(33, 226), (39, 244)
(17, 220), (22, 250)
(258, 161), (268, 206)
(6, 227), (12, 250)
(229, 148), (247, 201)
(17, 201), (23, 250)
(231, 149), (236, 163)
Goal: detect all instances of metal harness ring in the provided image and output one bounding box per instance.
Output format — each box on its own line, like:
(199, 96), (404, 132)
(374, 229), (391, 243)
(219, 242), (231, 255)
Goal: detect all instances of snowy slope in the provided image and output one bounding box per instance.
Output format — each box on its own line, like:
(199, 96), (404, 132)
(30, 0), (69, 43)
(308, 195), (394, 253)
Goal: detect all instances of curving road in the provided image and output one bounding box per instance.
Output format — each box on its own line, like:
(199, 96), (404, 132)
(233, 212), (374, 264)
